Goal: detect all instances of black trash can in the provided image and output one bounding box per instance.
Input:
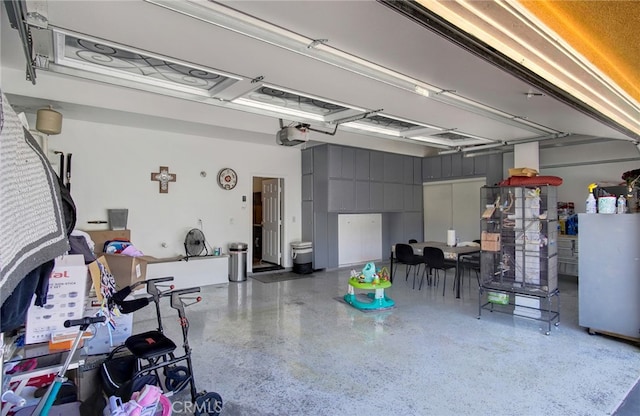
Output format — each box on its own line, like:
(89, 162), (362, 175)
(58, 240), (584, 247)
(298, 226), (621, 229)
(228, 242), (248, 282)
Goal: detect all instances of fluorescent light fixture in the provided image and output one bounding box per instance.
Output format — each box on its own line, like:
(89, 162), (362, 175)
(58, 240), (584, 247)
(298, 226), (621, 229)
(342, 121), (401, 137)
(232, 97), (325, 122)
(414, 85), (431, 97)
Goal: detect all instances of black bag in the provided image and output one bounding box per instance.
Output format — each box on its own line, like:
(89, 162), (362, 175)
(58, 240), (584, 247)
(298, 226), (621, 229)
(56, 174), (76, 236)
(100, 351), (159, 402)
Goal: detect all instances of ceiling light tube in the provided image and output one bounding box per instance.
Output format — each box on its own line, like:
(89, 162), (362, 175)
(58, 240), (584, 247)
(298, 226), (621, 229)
(232, 97), (325, 121)
(342, 122), (401, 137)
(460, 142), (507, 152)
(414, 85), (431, 97)
(505, 133), (569, 146)
(463, 149), (506, 158)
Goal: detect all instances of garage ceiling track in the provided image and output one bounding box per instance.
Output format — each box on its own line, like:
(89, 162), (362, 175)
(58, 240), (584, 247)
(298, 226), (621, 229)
(3, 0), (639, 153)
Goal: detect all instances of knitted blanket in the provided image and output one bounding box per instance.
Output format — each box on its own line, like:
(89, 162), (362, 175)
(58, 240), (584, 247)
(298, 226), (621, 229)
(0, 91), (69, 306)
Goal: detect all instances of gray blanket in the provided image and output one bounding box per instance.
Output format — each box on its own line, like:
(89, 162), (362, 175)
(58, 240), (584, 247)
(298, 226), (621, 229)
(0, 91), (69, 305)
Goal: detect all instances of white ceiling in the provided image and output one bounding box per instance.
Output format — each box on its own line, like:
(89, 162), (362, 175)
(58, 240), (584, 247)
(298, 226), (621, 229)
(1, 0), (637, 155)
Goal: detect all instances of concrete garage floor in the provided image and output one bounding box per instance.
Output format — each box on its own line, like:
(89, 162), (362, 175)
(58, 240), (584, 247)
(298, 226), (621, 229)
(132, 265), (640, 416)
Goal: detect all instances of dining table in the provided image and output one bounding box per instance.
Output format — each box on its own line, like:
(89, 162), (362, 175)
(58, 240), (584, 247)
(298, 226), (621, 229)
(390, 241), (481, 299)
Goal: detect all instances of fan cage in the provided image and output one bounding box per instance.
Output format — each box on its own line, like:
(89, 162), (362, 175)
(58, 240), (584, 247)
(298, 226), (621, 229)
(184, 228), (208, 257)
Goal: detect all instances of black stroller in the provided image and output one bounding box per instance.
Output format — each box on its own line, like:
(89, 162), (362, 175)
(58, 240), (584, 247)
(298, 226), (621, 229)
(100, 277), (222, 415)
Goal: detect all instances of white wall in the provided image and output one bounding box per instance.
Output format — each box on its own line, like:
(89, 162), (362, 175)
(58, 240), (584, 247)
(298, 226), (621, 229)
(32, 117), (302, 268)
(503, 140), (640, 213)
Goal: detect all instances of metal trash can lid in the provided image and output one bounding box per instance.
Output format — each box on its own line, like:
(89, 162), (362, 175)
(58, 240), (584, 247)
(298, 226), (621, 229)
(228, 242), (248, 250)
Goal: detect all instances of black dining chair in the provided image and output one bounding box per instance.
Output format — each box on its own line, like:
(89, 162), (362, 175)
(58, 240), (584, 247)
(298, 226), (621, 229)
(421, 247), (456, 295)
(408, 239), (418, 244)
(395, 243), (424, 289)
(459, 240), (481, 290)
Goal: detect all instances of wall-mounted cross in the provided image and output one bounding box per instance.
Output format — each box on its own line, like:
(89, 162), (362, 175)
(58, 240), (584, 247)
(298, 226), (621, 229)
(150, 166), (176, 193)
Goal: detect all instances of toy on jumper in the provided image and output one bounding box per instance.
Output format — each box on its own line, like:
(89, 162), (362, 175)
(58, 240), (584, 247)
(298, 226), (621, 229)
(344, 263), (395, 311)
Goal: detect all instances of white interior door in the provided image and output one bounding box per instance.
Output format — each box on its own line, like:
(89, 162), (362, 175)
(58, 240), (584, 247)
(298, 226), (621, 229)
(262, 178), (281, 264)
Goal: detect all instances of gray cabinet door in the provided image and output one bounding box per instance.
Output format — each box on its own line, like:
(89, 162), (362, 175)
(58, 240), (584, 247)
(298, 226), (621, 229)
(355, 149), (370, 180)
(403, 184), (414, 211)
(302, 149), (313, 175)
(422, 156), (442, 180)
(302, 174), (313, 201)
(328, 179), (355, 212)
(313, 211), (328, 269)
(450, 153), (463, 177)
(413, 157), (422, 184)
(355, 181), (370, 211)
(370, 151), (384, 181)
(384, 183), (403, 211)
(370, 182), (384, 211)
(473, 155), (488, 175)
(341, 147), (355, 179)
(302, 200), (314, 242)
(384, 153), (403, 183)
(328, 145), (342, 178)
(403, 156), (414, 184)
(413, 185), (423, 211)
(462, 155), (475, 176)
(441, 154), (452, 178)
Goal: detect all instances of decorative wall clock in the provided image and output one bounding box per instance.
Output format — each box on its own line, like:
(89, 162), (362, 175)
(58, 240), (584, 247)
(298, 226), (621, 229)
(217, 168), (237, 190)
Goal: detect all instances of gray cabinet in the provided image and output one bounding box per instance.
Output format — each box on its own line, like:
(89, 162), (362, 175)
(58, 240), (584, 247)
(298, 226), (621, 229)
(578, 214), (640, 340)
(413, 157), (422, 184)
(302, 149), (313, 175)
(383, 183), (403, 211)
(403, 156), (414, 184)
(450, 153), (463, 177)
(303, 144), (426, 270)
(355, 181), (370, 211)
(370, 151), (384, 182)
(403, 184), (423, 212)
(441, 154), (452, 178)
(383, 153), (403, 183)
(328, 179), (355, 212)
(422, 156), (442, 180)
(462, 156), (474, 176)
(423, 153), (494, 182)
(328, 145), (355, 179)
(370, 182), (384, 211)
(355, 149), (370, 180)
(473, 155), (487, 175)
(302, 174), (313, 201)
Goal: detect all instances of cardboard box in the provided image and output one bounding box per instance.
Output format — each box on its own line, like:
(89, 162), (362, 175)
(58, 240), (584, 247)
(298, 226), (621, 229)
(94, 254), (152, 290)
(85, 229), (131, 253)
(481, 231), (501, 252)
(25, 255), (89, 344)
